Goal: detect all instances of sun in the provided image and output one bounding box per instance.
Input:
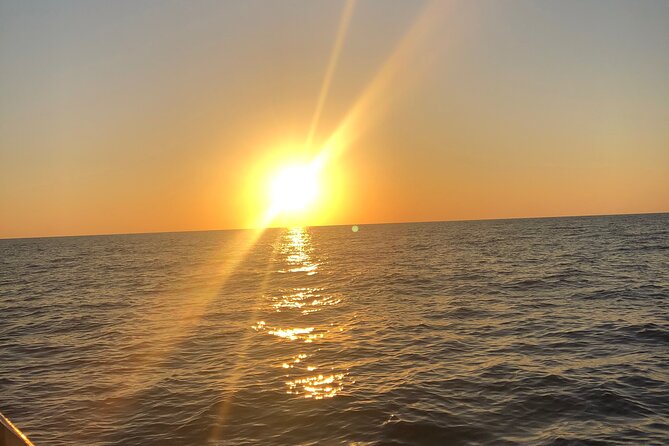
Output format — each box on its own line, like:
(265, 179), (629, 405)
(268, 162), (320, 216)
(249, 150), (340, 228)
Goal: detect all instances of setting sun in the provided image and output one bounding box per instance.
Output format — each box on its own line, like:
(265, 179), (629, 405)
(269, 163), (320, 215)
(242, 147), (344, 229)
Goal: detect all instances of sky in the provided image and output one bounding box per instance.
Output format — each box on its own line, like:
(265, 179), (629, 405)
(1, 0), (668, 238)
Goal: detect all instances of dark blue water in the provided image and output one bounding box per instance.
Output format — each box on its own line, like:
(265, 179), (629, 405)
(1, 214), (668, 445)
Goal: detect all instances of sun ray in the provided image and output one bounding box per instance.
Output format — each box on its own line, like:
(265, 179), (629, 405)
(304, 0), (357, 151)
(255, 2), (446, 231)
(208, 230), (284, 443)
(91, 227), (271, 423)
(316, 1), (447, 167)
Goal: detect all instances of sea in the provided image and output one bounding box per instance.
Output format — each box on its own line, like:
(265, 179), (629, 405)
(1, 213), (668, 445)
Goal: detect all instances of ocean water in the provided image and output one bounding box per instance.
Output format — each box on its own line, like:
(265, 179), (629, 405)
(1, 214), (668, 445)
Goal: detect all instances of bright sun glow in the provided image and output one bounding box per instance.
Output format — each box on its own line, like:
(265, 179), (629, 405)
(269, 163), (320, 215)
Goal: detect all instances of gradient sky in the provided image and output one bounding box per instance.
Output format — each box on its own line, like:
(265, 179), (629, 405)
(1, 0), (668, 238)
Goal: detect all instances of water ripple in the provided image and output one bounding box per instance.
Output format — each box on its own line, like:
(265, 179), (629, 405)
(1, 214), (668, 445)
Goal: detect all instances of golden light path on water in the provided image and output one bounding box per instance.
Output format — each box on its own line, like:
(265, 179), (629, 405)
(251, 228), (352, 400)
(208, 227), (355, 442)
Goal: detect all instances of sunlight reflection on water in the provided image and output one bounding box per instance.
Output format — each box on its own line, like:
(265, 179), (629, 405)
(286, 373), (347, 399)
(278, 228), (320, 275)
(252, 227), (351, 399)
(271, 287), (343, 314)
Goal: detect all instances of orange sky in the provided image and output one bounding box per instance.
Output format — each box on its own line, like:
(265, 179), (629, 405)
(1, 0), (668, 238)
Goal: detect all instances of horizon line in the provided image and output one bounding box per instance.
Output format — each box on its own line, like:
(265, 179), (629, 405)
(1, 210), (667, 241)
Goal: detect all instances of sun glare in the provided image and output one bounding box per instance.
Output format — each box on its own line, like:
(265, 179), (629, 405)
(247, 148), (341, 229)
(269, 163), (320, 215)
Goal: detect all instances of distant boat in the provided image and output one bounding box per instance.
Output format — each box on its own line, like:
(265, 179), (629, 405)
(0, 412), (34, 446)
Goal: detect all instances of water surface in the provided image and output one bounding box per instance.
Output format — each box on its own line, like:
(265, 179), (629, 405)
(1, 214), (668, 445)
